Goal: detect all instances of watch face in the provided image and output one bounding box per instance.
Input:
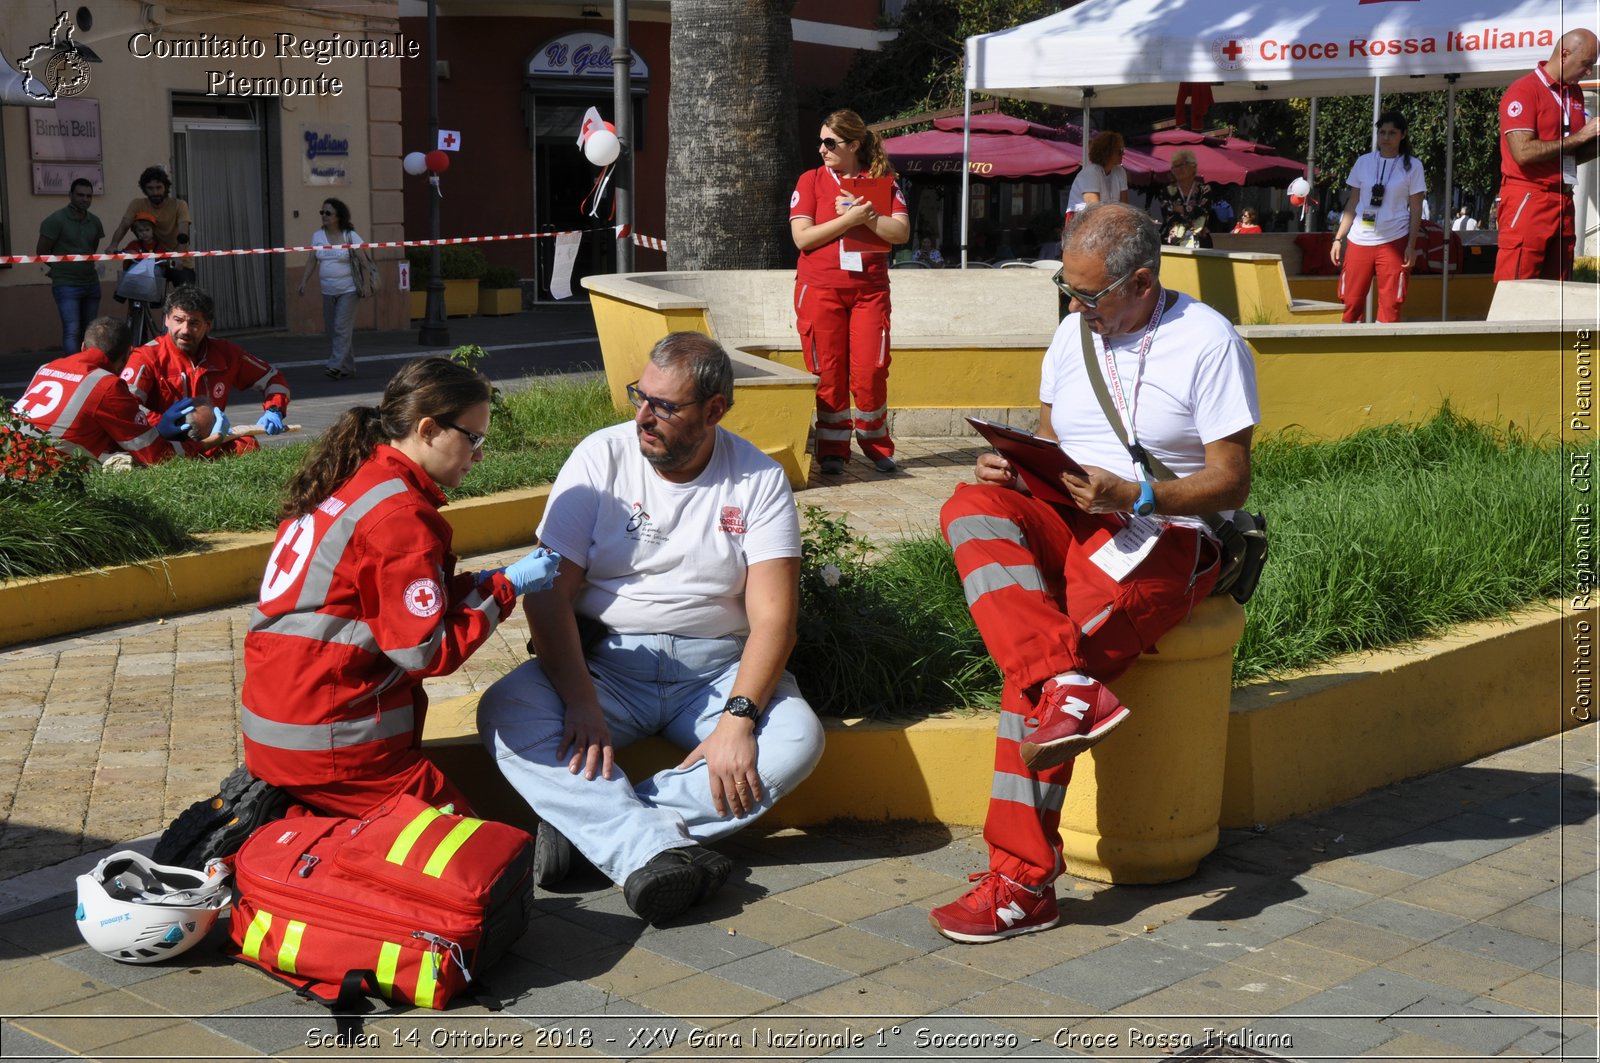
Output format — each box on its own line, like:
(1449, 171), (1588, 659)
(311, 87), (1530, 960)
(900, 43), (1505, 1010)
(724, 696), (758, 718)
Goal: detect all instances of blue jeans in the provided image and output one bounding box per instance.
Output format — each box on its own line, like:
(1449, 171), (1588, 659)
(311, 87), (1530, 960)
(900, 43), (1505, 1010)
(478, 632), (825, 884)
(52, 283), (101, 356)
(322, 291), (359, 374)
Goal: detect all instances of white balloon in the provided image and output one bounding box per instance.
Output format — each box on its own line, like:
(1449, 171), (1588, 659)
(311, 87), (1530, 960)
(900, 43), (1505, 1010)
(403, 151), (429, 176)
(1286, 177), (1311, 198)
(583, 129), (621, 167)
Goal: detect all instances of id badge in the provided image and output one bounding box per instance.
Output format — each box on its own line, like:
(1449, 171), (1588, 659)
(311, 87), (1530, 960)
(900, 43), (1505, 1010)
(1359, 212), (1377, 232)
(1089, 514), (1164, 583)
(839, 246), (864, 272)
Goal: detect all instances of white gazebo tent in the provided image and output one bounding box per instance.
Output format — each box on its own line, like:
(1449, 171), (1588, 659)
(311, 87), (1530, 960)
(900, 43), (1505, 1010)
(959, 0), (1590, 311)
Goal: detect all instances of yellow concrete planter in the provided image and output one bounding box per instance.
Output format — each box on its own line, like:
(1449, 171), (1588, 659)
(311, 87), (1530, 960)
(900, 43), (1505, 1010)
(408, 279), (480, 319)
(479, 288), (521, 316)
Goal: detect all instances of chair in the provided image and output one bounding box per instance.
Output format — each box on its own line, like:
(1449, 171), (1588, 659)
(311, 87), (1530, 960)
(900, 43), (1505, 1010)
(892, 259), (932, 269)
(998, 259), (1037, 269)
(962, 261), (995, 268)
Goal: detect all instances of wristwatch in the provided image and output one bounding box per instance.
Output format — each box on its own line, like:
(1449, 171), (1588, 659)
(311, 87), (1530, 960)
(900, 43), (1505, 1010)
(723, 696), (760, 720)
(1134, 478), (1157, 517)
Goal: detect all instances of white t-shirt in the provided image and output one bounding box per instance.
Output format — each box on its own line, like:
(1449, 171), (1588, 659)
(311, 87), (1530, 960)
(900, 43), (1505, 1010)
(537, 422), (801, 638)
(1039, 292), (1259, 514)
(1067, 163), (1128, 214)
(312, 229), (364, 295)
(1344, 152), (1426, 246)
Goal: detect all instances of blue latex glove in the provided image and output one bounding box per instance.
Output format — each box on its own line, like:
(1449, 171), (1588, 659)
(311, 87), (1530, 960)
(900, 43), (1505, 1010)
(156, 399), (197, 440)
(502, 547), (562, 595)
(211, 408), (231, 440)
(256, 410), (286, 435)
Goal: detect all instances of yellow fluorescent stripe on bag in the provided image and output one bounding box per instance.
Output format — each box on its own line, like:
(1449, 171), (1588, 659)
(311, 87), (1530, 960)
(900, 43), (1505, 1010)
(385, 806), (443, 865)
(376, 941), (401, 999)
(242, 910), (272, 960)
(278, 920), (306, 975)
(414, 948), (439, 1009)
(422, 818), (483, 878)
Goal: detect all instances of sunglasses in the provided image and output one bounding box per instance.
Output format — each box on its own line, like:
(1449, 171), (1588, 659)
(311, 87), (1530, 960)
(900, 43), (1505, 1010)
(626, 382), (703, 421)
(437, 419), (486, 451)
(319, 209), (334, 216)
(1051, 266), (1141, 309)
(818, 137), (848, 151)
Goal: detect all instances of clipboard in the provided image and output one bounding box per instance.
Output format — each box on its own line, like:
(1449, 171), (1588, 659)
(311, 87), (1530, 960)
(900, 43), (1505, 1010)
(966, 416), (1086, 507)
(838, 175), (895, 253)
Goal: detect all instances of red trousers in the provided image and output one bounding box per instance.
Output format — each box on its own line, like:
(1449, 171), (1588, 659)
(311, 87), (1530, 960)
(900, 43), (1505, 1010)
(1495, 184), (1575, 281)
(1338, 235), (1410, 323)
(940, 483), (1217, 885)
(795, 282), (893, 461)
(280, 753), (473, 819)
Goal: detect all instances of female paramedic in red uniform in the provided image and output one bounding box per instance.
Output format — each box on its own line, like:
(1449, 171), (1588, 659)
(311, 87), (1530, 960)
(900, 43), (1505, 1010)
(790, 108), (910, 476)
(241, 358), (559, 817)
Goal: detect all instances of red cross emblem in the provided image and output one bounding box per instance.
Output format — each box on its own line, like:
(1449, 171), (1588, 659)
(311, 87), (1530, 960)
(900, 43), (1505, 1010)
(16, 380), (64, 419)
(1221, 40), (1243, 61)
(405, 577), (444, 618)
(441, 132), (457, 148)
(260, 516), (313, 601)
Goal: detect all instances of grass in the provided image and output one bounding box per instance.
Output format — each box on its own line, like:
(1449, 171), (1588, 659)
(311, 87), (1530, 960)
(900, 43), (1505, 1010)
(1573, 256), (1600, 284)
(790, 407), (1568, 717)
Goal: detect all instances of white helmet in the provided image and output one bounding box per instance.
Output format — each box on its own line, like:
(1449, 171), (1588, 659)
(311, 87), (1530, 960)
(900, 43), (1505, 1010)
(75, 851), (232, 964)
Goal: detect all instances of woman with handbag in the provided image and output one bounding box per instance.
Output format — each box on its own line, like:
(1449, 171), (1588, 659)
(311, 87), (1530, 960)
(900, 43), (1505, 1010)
(297, 197), (374, 380)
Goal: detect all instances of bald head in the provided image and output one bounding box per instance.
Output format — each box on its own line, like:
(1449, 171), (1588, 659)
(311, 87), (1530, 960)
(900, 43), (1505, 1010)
(1552, 28), (1598, 84)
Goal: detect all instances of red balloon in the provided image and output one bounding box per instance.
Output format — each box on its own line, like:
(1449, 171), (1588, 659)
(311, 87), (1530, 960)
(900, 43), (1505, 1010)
(425, 150), (450, 174)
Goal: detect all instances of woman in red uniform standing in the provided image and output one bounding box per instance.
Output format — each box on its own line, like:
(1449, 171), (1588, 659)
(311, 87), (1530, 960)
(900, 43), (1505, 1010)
(241, 357), (559, 817)
(790, 109), (910, 476)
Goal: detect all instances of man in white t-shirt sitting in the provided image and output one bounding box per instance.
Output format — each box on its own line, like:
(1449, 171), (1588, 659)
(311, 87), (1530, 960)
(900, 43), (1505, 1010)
(930, 203), (1259, 944)
(478, 333), (825, 925)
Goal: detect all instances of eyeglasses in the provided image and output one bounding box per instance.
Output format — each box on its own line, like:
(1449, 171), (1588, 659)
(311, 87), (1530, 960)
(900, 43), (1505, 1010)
(1051, 266), (1141, 309)
(437, 419), (486, 451)
(817, 137), (845, 150)
(626, 382), (702, 421)
(319, 209), (334, 216)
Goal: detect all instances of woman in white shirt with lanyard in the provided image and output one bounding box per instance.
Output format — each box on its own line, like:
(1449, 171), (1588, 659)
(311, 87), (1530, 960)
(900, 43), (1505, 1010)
(297, 197), (372, 379)
(1330, 112), (1427, 323)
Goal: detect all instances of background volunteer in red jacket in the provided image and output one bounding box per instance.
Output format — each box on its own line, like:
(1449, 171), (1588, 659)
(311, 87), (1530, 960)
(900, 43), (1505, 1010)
(122, 285), (291, 456)
(241, 357), (560, 818)
(9, 316), (206, 468)
(1495, 28), (1599, 281)
(789, 108), (910, 477)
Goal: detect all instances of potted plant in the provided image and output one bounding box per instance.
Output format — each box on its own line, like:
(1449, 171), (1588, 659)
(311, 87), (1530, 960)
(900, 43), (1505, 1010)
(406, 245), (487, 319)
(478, 266), (522, 316)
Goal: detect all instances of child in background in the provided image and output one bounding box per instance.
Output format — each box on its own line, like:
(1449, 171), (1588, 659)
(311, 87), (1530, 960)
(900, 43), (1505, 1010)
(1232, 207), (1263, 235)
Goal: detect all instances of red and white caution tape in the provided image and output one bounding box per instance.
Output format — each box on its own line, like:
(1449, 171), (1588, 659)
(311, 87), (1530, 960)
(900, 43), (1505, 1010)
(0, 223), (665, 265)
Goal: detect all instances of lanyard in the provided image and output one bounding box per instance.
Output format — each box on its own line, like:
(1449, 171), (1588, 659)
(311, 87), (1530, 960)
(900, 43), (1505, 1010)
(1537, 65), (1575, 135)
(1374, 154), (1393, 192)
(1097, 289), (1167, 471)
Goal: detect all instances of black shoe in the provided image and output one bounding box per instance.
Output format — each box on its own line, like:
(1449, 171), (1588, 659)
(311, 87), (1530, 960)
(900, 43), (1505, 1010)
(819, 456), (845, 475)
(533, 820), (572, 889)
(153, 765), (290, 868)
(622, 849), (707, 925)
(873, 456), (898, 474)
(682, 845), (734, 903)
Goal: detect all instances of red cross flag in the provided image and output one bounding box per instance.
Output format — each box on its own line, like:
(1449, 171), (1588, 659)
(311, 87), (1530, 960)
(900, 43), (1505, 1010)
(437, 129), (461, 152)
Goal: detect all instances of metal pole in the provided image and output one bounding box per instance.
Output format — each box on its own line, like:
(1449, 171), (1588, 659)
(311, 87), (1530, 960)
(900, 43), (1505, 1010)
(612, 0), (633, 272)
(1366, 76), (1380, 324)
(418, 0), (449, 346)
(1441, 76), (1456, 321)
(1305, 97), (1318, 232)
(960, 83), (971, 269)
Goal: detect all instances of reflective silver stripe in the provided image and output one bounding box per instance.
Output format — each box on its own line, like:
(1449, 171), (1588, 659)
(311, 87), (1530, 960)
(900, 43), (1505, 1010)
(961, 562), (1046, 607)
(877, 327), (889, 367)
(992, 769), (1066, 810)
(998, 711), (1031, 742)
(263, 384), (290, 402)
(295, 479), (411, 611)
(817, 410), (852, 424)
(855, 404), (888, 422)
(856, 424), (888, 440)
(945, 515), (1025, 551)
(247, 606), (381, 652)
(1080, 604), (1114, 636)
(33, 368), (110, 439)
(459, 584), (506, 626)
(120, 424), (163, 453)
(816, 427), (853, 441)
(386, 623), (446, 672)
(1509, 192), (1531, 229)
(240, 701), (415, 752)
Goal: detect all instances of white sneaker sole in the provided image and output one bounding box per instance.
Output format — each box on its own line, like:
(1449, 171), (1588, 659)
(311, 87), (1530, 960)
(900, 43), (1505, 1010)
(928, 911), (1060, 943)
(1018, 705), (1130, 772)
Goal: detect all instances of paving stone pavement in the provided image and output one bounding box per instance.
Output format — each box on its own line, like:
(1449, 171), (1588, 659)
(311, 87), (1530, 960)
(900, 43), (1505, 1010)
(2, 436), (1598, 1060)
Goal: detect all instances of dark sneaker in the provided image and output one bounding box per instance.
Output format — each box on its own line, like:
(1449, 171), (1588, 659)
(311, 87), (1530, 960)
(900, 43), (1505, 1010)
(819, 456), (846, 475)
(534, 820), (573, 889)
(872, 455), (897, 474)
(622, 849), (706, 925)
(1017, 674), (1130, 772)
(928, 872), (1059, 943)
(681, 845), (733, 903)
(153, 765), (290, 868)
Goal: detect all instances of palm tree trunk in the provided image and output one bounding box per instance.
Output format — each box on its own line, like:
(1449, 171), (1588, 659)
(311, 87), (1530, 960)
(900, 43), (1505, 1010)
(667, 0), (799, 270)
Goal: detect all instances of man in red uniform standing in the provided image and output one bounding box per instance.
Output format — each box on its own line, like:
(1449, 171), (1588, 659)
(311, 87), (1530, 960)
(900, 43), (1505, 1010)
(1495, 28), (1599, 281)
(9, 317), (205, 468)
(123, 285), (292, 456)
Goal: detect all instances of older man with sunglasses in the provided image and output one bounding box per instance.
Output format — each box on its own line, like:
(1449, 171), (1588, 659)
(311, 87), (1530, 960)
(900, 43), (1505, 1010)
(930, 203), (1259, 944)
(478, 332), (824, 926)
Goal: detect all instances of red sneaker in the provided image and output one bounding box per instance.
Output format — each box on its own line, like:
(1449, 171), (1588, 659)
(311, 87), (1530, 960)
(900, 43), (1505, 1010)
(1017, 673), (1130, 772)
(928, 872), (1059, 943)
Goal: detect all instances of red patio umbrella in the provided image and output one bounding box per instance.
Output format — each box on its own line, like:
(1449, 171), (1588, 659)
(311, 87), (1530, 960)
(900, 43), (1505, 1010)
(1130, 129), (1307, 187)
(884, 114), (1169, 185)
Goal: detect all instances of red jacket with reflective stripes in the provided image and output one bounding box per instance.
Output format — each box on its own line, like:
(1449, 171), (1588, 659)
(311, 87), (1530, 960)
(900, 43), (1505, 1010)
(241, 445), (518, 787)
(9, 348), (192, 465)
(123, 332), (290, 416)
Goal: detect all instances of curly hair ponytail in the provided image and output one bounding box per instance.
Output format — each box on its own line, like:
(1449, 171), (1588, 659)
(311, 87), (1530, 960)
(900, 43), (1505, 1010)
(825, 109), (898, 180)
